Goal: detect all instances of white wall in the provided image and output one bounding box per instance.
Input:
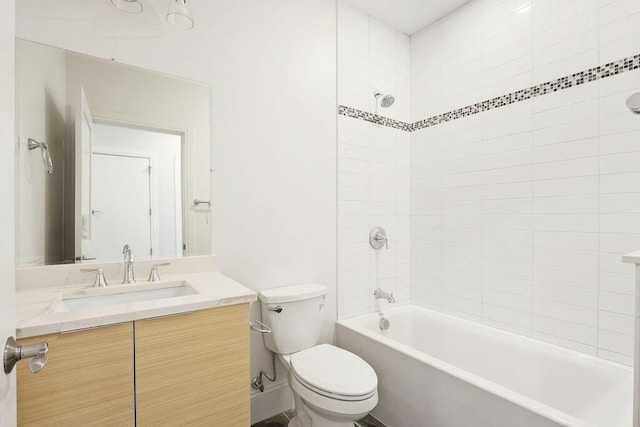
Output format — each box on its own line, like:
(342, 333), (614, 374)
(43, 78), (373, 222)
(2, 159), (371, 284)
(337, 1), (411, 319)
(409, 0), (640, 365)
(208, 3), (337, 420)
(0, 0), (16, 423)
(17, 0), (337, 422)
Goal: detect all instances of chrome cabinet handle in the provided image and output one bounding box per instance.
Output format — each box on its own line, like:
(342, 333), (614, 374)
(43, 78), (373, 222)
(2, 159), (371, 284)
(4, 336), (48, 374)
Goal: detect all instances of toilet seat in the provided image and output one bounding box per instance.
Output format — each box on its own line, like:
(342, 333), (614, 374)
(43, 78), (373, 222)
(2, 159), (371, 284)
(290, 344), (377, 401)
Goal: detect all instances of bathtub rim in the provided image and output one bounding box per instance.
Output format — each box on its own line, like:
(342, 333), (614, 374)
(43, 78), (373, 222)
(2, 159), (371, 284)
(336, 304), (632, 427)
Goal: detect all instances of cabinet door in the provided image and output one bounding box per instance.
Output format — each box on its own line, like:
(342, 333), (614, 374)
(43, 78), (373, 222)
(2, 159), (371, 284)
(135, 304), (250, 426)
(17, 322), (135, 426)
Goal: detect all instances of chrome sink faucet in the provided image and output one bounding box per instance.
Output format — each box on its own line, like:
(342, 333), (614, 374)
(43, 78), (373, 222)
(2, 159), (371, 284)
(374, 288), (396, 303)
(122, 244), (136, 284)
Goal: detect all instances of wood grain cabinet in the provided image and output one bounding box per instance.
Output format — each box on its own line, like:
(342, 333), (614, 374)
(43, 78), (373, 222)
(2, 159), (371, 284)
(135, 304), (250, 426)
(17, 303), (250, 427)
(17, 322), (135, 426)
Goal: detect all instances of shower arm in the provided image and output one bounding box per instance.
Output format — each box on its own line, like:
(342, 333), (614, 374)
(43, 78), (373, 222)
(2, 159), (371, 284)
(373, 91), (395, 116)
(28, 138), (54, 175)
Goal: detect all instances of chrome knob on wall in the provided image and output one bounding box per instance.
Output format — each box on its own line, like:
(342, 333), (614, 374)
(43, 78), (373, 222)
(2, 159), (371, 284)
(369, 226), (389, 250)
(4, 336), (49, 374)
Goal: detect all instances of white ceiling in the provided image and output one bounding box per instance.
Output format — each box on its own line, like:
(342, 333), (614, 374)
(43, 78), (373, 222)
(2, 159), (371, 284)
(342, 0), (470, 35)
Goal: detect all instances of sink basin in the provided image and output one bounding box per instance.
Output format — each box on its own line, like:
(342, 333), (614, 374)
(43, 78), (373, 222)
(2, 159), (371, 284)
(51, 281), (198, 313)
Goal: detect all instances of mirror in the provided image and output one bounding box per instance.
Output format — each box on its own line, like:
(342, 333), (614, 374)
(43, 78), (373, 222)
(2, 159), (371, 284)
(16, 39), (212, 266)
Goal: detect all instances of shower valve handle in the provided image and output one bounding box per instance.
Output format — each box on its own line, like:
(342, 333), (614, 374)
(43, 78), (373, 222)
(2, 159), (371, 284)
(375, 234), (389, 249)
(370, 227), (389, 250)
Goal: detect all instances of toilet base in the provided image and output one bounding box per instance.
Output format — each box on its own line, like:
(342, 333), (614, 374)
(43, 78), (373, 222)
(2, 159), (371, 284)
(287, 414), (357, 427)
(289, 399), (365, 427)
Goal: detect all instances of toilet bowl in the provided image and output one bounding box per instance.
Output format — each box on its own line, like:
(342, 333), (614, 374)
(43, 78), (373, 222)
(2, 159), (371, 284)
(258, 284), (378, 427)
(280, 344), (378, 427)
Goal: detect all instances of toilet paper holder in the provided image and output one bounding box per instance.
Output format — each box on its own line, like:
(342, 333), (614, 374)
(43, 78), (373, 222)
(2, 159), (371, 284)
(249, 320), (271, 334)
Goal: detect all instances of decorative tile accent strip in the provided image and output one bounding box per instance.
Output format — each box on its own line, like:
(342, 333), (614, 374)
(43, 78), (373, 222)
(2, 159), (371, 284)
(339, 53), (640, 132)
(338, 105), (413, 131)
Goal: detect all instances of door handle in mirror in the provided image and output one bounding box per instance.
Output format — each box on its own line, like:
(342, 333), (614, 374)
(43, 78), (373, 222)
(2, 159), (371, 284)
(4, 336), (49, 374)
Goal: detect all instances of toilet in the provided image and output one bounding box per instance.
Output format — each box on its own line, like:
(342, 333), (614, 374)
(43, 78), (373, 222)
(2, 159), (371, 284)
(259, 284), (378, 427)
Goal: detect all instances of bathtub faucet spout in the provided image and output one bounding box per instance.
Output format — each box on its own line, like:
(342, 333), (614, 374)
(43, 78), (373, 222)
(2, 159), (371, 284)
(374, 288), (396, 303)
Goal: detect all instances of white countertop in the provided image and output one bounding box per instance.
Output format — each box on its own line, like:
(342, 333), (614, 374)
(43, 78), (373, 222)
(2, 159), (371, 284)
(16, 271), (257, 338)
(622, 250), (640, 264)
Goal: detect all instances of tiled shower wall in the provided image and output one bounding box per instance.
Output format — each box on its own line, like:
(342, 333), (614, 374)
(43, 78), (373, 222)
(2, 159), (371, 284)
(410, 0), (640, 365)
(337, 1), (411, 318)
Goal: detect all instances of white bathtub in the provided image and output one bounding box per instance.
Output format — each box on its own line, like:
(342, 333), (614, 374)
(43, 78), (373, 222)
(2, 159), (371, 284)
(336, 305), (632, 427)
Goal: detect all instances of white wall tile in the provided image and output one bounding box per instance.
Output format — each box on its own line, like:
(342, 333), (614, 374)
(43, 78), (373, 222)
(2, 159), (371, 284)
(534, 282), (597, 308)
(337, 0), (640, 364)
(338, 2), (415, 317)
(535, 264), (598, 289)
(533, 314), (597, 346)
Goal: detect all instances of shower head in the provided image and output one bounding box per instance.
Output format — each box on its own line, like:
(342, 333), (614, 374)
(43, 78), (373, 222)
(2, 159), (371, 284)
(626, 92), (640, 115)
(374, 92), (395, 108)
(381, 94), (395, 108)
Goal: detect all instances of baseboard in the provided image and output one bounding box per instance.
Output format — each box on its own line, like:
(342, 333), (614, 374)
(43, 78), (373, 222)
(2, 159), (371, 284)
(250, 380), (294, 425)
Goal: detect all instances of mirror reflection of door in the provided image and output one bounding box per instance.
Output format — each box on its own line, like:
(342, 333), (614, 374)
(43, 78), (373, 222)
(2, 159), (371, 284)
(83, 122), (183, 262)
(16, 40), (212, 266)
(90, 153), (152, 261)
(76, 87), (94, 261)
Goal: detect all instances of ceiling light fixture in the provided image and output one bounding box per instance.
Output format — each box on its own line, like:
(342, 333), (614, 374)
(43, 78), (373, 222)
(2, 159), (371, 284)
(110, 0), (195, 29)
(110, 0), (143, 14)
(166, 0), (194, 30)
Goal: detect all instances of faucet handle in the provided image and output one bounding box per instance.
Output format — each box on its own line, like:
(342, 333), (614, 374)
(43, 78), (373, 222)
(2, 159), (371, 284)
(80, 268), (108, 287)
(148, 263), (171, 283)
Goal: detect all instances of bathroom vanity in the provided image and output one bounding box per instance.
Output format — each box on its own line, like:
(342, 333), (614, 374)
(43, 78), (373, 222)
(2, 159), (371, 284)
(14, 265), (256, 426)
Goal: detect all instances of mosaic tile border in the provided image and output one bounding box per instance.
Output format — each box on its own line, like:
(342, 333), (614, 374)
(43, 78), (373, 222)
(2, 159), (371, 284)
(338, 53), (640, 132)
(338, 105), (413, 131)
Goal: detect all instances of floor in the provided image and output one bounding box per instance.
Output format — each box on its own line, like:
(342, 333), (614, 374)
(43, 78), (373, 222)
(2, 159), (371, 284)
(251, 410), (386, 427)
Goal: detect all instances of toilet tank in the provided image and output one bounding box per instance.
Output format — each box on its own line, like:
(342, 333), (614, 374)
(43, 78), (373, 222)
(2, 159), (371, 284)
(259, 284), (327, 355)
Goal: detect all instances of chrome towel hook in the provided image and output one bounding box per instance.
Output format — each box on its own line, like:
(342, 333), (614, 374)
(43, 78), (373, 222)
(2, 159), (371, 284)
(28, 138), (54, 175)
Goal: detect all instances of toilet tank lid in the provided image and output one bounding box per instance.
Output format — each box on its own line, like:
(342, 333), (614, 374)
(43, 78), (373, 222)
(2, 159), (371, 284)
(258, 283), (327, 304)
